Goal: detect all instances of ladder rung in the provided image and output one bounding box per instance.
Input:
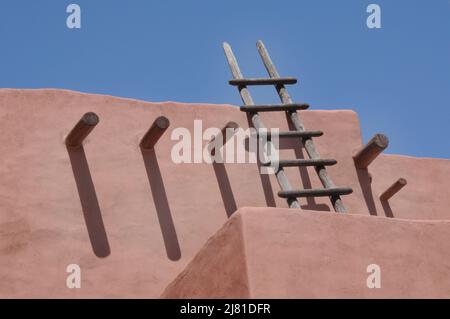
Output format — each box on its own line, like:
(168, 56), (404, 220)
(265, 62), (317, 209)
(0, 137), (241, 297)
(263, 159), (337, 168)
(229, 77), (297, 86)
(278, 187), (353, 199)
(256, 130), (323, 138)
(240, 104), (309, 113)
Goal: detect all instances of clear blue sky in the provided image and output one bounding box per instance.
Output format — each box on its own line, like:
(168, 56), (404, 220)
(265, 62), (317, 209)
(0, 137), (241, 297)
(1, 1), (449, 158)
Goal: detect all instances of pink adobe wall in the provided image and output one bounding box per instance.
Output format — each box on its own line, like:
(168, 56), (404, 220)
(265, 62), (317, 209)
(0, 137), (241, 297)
(0, 89), (449, 298)
(163, 207), (450, 299)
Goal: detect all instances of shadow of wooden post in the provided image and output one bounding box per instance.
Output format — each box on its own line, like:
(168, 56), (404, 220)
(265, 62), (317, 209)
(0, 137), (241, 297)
(208, 122), (239, 218)
(66, 113), (110, 258)
(381, 200), (394, 218)
(353, 133), (390, 216)
(140, 116), (181, 261)
(380, 178), (407, 218)
(246, 113), (276, 207)
(356, 168), (378, 216)
(212, 162), (238, 218)
(141, 148), (181, 261)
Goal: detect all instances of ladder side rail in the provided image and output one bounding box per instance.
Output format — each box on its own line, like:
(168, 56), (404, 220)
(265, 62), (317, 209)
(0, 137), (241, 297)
(256, 40), (347, 213)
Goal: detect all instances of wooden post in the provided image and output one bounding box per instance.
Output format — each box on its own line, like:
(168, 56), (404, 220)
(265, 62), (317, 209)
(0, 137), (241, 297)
(140, 116), (170, 150)
(208, 121), (239, 156)
(380, 178), (407, 201)
(66, 112), (99, 149)
(353, 134), (389, 169)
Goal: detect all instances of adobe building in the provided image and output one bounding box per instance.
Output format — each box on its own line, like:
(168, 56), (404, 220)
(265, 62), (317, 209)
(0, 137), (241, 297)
(1, 42), (449, 298)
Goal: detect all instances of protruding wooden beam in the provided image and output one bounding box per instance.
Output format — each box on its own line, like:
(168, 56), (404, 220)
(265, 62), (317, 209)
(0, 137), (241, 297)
(140, 116), (170, 150)
(208, 121), (239, 156)
(380, 178), (407, 201)
(66, 112), (99, 149)
(353, 134), (389, 169)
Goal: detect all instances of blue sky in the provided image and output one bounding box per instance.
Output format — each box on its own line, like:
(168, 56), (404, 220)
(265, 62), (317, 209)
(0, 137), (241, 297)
(1, 1), (449, 158)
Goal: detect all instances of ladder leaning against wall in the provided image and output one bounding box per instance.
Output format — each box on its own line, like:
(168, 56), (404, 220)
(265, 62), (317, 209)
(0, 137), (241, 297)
(223, 41), (353, 213)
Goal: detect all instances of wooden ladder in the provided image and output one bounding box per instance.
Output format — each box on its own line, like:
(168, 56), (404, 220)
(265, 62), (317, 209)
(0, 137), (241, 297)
(223, 41), (353, 213)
